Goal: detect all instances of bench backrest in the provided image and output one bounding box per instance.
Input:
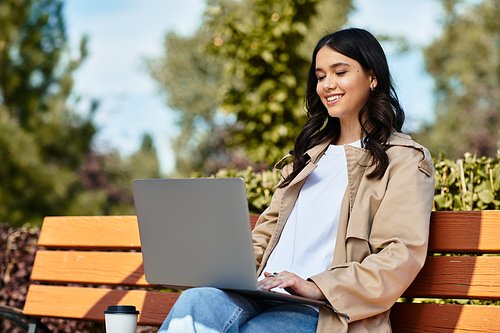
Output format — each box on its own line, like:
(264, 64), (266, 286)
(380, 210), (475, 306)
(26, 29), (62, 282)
(24, 212), (500, 331)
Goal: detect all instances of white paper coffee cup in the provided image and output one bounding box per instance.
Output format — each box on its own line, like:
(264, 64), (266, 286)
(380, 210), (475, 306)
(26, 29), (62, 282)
(104, 305), (140, 333)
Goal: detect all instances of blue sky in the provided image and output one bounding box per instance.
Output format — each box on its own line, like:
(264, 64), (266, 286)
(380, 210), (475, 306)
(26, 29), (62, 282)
(64, 0), (444, 174)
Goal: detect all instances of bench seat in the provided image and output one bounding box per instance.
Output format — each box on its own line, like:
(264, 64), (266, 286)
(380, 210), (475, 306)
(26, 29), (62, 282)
(12, 212), (500, 331)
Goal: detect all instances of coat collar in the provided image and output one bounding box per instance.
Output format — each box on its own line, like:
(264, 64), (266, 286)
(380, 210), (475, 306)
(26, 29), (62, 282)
(274, 131), (423, 177)
(305, 131), (421, 162)
(275, 131), (427, 195)
(273, 140), (332, 171)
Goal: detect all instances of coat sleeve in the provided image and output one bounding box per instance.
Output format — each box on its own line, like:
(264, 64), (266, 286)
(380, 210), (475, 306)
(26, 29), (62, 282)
(309, 146), (435, 322)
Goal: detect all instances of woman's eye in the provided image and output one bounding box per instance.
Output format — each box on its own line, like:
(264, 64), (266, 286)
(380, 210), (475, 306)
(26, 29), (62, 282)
(317, 76), (325, 81)
(336, 71), (346, 76)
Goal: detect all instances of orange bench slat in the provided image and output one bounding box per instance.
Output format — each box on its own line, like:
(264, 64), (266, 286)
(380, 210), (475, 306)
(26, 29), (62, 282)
(429, 211), (500, 253)
(31, 250), (152, 286)
(404, 256), (500, 300)
(38, 212), (500, 252)
(38, 216), (142, 250)
(31, 251), (500, 300)
(23, 285), (179, 326)
(23, 285), (500, 331)
(391, 302), (500, 332)
(38, 215), (261, 250)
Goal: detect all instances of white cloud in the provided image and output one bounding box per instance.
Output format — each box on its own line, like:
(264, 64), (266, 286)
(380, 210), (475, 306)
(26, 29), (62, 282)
(64, 0), (205, 173)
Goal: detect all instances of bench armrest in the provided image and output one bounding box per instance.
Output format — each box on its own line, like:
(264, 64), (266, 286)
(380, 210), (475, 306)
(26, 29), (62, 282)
(0, 305), (52, 333)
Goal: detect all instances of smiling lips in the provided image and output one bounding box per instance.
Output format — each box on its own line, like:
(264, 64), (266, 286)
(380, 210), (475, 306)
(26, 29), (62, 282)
(326, 94), (343, 102)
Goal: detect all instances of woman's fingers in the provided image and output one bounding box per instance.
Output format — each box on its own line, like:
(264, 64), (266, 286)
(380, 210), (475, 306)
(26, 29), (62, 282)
(258, 271), (298, 291)
(258, 271), (287, 290)
(258, 271), (326, 300)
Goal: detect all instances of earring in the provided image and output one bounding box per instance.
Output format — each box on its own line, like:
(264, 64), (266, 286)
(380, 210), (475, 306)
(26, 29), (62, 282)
(370, 85), (374, 92)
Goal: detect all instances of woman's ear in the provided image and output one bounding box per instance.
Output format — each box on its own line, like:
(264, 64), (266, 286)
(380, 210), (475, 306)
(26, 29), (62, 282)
(369, 71), (378, 89)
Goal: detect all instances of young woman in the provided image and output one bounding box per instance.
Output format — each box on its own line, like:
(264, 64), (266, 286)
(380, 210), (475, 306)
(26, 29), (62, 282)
(159, 28), (435, 333)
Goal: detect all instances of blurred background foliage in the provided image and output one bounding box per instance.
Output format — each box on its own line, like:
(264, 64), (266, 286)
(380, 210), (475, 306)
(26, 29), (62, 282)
(0, 0), (160, 227)
(2, 0), (500, 229)
(215, 148), (500, 214)
(147, 0), (353, 176)
(203, 167), (281, 214)
(154, 0), (500, 213)
(150, 0), (500, 177)
(413, 0), (500, 159)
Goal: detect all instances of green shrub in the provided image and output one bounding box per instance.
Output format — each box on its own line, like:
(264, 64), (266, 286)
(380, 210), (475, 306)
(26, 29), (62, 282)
(210, 167), (280, 214)
(434, 152), (500, 211)
(205, 152), (500, 214)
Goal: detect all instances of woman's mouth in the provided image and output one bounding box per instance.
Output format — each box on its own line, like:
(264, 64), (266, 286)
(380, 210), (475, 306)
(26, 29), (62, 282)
(326, 94), (343, 102)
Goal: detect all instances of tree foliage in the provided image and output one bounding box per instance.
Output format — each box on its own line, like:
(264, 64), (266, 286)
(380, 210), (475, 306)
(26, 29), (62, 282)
(78, 134), (161, 217)
(205, 0), (354, 165)
(0, 0), (161, 227)
(147, 28), (243, 175)
(148, 0), (353, 176)
(415, 0), (500, 159)
(0, 0), (97, 227)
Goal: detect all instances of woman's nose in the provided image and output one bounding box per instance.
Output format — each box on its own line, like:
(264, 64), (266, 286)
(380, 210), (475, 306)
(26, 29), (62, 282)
(323, 75), (337, 90)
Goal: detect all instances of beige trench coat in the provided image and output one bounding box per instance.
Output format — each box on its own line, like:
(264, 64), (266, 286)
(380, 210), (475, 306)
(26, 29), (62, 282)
(252, 132), (435, 332)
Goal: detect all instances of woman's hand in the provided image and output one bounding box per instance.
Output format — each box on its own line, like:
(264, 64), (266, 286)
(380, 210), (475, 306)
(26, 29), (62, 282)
(258, 271), (326, 300)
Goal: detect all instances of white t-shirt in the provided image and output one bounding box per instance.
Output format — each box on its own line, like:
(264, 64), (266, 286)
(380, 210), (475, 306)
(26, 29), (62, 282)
(258, 141), (362, 290)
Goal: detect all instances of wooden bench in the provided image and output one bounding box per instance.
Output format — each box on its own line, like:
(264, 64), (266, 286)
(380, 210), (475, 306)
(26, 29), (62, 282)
(3, 211), (500, 332)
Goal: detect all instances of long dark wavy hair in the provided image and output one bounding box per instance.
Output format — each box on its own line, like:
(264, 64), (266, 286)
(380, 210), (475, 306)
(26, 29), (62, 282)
(279, 28), (405, 188)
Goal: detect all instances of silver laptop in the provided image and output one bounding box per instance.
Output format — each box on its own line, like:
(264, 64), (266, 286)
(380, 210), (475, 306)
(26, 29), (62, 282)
(133, 178), (326, 306)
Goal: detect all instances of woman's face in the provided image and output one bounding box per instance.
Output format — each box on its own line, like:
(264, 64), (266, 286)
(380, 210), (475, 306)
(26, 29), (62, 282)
(315, 46), (376, 125)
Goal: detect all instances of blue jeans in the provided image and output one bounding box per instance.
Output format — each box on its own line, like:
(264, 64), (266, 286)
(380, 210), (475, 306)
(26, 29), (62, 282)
(158, 287), (319, 332)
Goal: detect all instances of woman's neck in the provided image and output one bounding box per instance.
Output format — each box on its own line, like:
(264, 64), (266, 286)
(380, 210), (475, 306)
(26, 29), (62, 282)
(336, 119), (362, 145)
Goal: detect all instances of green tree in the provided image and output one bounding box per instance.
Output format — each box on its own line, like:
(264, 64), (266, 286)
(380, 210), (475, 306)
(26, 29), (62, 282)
(130, 133), (161, 180)
(205, 0), (353, 165)
(0, 0), (163, 227)
(78, 134), (161, 217)
(0, 0), (100, 227)
(147, 28), (240, 176)
(148, 0), (353, 176)
(414, 0), (500, 159)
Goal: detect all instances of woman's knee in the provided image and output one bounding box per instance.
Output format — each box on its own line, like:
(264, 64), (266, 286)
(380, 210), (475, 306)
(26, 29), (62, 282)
(176, 287), (226, 306)
(175, 287), (263, 318)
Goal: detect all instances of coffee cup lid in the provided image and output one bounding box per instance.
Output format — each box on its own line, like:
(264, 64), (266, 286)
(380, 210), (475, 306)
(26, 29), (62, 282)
(104, 305), (140, 314)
